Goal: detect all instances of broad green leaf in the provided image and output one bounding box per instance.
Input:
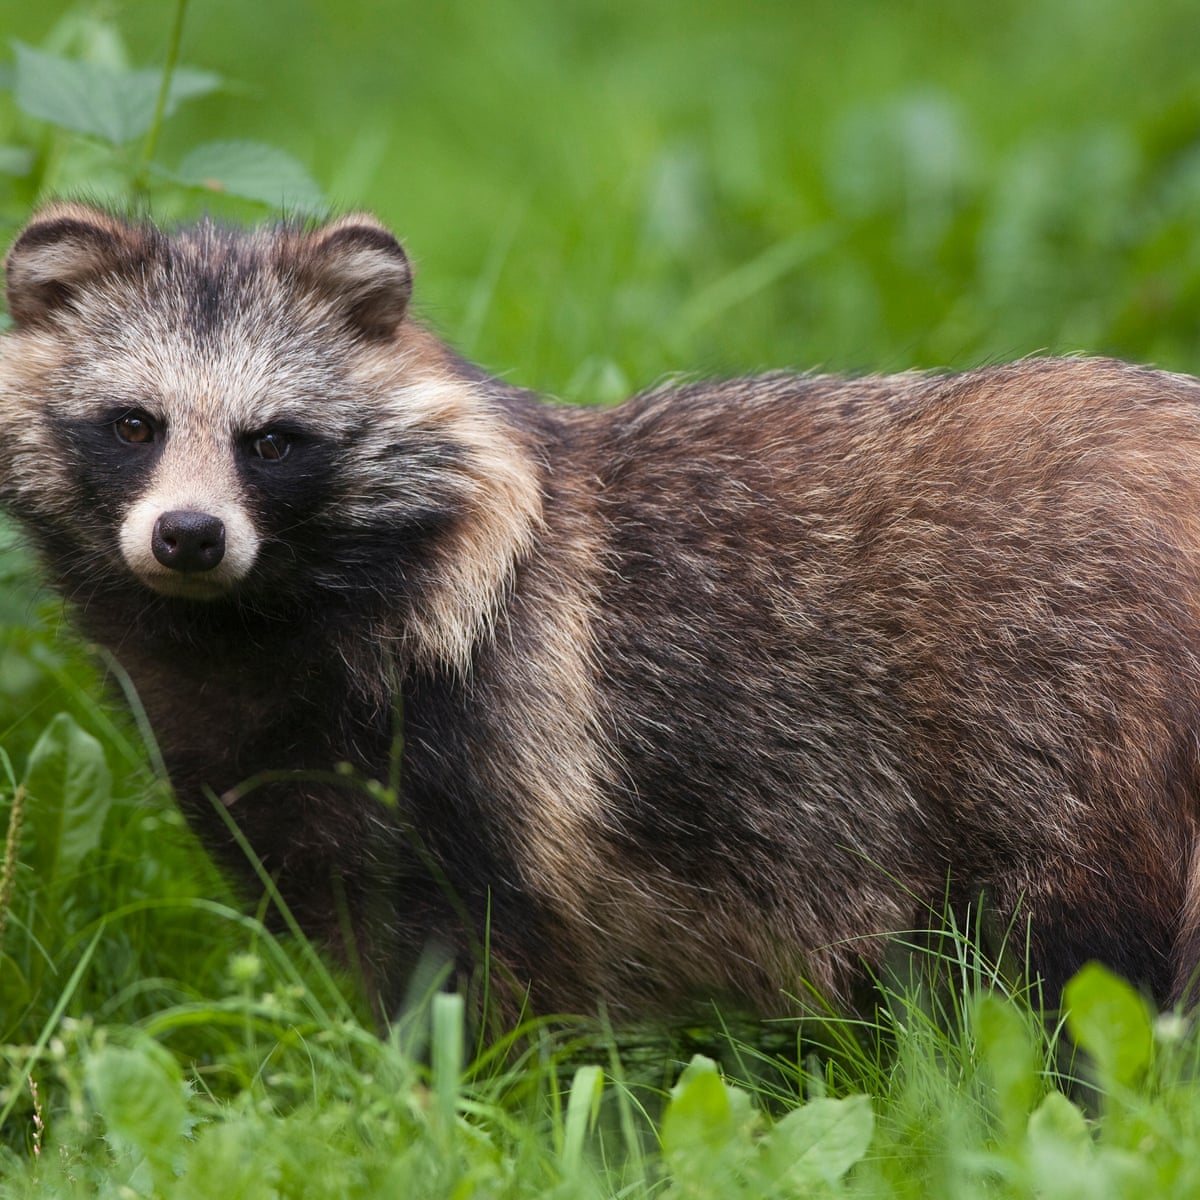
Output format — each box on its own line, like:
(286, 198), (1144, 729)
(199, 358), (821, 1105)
(171, 140), (327, 212)
(663, 1061), (733, 1151)
(1026, 1091), (1089, 1150)
(974, 992), (1040, 1130)
(1022, 1092), (1157, 1199)
(665, 1054), (756, 1138)
(13, 43), (220, 144)
(662, 1055), (758, 1194)
(85, 1042), (188, 1174)
(20, 712), (111, 890)
(762, 1094), (875, 1188)
(1063, 962), (1153, 1087)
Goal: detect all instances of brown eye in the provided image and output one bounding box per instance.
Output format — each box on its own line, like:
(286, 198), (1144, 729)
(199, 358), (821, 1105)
(114, 412), (156, 445)
(251, 431), (291, 461)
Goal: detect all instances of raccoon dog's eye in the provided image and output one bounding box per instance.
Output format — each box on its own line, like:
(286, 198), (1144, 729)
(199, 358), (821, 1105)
(251, 431), (291, 461)
(113, 412), (157, 445)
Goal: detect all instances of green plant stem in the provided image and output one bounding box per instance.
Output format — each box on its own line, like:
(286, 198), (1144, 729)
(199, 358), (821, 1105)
(135, 0), (190, 200)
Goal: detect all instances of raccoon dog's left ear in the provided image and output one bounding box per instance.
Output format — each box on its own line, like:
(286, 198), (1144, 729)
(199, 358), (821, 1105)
(301, 215), (413, 340)
(5, 203), (131, 328)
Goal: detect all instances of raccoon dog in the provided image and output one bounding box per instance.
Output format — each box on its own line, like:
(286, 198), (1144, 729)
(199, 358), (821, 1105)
(3, 202), (1200, 1020)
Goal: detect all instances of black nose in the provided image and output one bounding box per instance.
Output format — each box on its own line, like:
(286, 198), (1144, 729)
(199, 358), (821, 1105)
(152, 510), (226, 572)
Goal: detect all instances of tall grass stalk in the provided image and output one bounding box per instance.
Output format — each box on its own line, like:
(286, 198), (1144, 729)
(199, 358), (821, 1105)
(133, 0), (189, 200)
(0, 784), (24, 951)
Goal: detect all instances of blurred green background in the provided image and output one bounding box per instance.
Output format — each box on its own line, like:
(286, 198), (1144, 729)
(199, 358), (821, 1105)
(3, 0), (1200, 395)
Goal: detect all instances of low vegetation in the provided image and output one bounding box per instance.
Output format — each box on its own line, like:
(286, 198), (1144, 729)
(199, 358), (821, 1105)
(3, 1), (1200, 1194)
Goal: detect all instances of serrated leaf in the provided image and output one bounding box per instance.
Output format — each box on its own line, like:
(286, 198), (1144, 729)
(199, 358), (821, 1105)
(21, 712), (111, 889)
(13, 42), (220, 144)
(166, 66), (220, 100)
(1063, 962), (1153, 1087)
(763, 1094), (875, 1188)
(171, 140), (327, 212)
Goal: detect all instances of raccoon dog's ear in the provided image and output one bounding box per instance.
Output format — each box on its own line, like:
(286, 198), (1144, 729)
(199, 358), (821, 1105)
(5, 203), (130, 328)
(301, 215), (413, 339)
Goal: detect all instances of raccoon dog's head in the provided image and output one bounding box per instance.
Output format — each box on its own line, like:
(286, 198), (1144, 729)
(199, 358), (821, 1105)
(0, 204), (540, 663)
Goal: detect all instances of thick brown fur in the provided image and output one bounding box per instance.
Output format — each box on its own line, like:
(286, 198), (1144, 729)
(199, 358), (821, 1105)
(3, 203), (1200, 1020)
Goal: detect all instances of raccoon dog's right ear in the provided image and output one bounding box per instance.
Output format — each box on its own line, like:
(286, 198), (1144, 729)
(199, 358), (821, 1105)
(5, 203), (130, 328)
(301, 215), (413, 340)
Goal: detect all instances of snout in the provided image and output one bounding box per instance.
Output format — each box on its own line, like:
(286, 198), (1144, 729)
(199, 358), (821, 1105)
(120, 491), (260, 600)
(152, 510), (226, 573)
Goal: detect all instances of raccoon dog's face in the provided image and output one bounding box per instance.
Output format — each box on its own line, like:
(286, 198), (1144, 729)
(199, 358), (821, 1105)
(0, 205), (423, 609)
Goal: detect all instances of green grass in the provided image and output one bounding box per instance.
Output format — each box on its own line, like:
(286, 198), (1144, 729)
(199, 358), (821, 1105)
(4, 0), (1200, 1194)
